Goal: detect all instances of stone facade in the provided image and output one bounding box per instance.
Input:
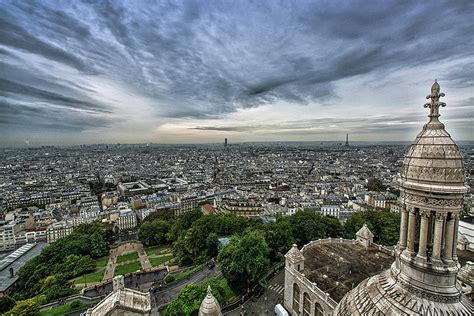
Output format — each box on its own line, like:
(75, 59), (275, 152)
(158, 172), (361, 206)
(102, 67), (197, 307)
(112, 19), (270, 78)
(85, 276), (151, 315)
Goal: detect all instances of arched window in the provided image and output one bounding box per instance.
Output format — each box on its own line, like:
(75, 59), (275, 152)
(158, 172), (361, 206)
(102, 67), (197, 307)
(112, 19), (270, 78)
(293, 283), (300, 312)
(315, 302), (324, 316)
(303, 292), (311, 316)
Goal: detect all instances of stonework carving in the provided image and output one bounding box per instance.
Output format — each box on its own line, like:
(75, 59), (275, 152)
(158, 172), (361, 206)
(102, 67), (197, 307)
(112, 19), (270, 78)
(419, 210), (431, 218)
(435, 212), (447, 221)
(400, 191), (463, 208)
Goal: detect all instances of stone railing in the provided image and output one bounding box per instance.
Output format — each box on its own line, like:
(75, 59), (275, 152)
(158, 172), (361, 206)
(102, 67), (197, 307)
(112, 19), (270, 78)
(300, 237), (395, 257)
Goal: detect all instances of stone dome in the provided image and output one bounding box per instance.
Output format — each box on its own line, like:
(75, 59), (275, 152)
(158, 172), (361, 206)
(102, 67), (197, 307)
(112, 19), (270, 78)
(334, 269), (473, 315)
(400, 80), (467, 195)
(198, 286), (222, 316)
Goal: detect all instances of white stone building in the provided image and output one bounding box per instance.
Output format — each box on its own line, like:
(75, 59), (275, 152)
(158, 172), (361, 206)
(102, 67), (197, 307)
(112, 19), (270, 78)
(0, 223), (16, 252)
(117, 207), (137, 231)
(46, 221), (73, 243)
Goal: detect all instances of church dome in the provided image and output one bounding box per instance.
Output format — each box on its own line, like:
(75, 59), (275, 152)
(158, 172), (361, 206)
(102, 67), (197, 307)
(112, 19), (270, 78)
(198, 286), (223, 316)
(400, 80), (467, 194)
(334, 269), (473, 315)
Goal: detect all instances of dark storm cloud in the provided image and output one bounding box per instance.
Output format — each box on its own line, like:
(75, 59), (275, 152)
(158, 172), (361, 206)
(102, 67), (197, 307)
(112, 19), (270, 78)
(0, 16), (89, 72)
(0, 99), (113, 132)
(0, 79), (111, 113)
(0, 0), (472, 140)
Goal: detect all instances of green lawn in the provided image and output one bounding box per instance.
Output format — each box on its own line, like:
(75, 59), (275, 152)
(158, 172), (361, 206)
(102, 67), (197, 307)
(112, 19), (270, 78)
(145, 244), (171, 256)
(72, 269), (104, 285)
(95, 256), (109, 268)
(39, 300), (87, 316)
(150, 255), (173, 267)
(116, 251), (139, 264)
(114, 261), (142, 276)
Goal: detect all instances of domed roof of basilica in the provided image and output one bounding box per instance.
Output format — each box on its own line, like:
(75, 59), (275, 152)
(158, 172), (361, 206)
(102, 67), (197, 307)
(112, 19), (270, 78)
(400, 80), (467, 194)
(334, 269), (473, 315)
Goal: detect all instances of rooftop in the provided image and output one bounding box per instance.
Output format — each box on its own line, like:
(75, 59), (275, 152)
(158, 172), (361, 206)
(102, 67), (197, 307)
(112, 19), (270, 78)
(303, 242), (393, 302)
(0, 242), (47, 292)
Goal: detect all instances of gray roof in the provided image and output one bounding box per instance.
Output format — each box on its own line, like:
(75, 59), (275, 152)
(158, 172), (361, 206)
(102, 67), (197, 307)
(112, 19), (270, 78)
(0, 242), (47, 292)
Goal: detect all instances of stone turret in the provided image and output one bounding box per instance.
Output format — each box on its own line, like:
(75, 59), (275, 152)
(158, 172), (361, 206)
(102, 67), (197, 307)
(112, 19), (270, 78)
(356, 224), (374, 248)
(285, 244), (305, 272)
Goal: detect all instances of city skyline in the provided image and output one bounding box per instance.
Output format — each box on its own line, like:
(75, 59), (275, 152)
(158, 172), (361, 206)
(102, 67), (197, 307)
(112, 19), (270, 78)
(1, 0), (473, 147)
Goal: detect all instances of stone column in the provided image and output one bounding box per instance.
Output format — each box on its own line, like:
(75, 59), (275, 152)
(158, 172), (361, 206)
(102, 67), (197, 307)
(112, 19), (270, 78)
(432, 212), (446, 261)
(406, 208), (417, 254)
(399, 207), (408, 249)
(443, 214), (455, 261)
(417, 210), (430, 259)
(452, 214), (459, 260)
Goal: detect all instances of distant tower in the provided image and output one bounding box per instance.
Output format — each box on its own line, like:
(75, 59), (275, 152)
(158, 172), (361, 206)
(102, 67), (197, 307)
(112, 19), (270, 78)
(345, 133), (349, 146)
(224, 138), (228, 147)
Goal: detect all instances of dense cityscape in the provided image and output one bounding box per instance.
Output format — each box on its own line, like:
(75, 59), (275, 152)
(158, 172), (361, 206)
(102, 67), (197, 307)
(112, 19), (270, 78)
(1, 139), (473, 315)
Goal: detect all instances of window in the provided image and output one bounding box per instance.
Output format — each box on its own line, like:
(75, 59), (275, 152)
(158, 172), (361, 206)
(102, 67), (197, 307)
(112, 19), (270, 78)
(293, 283), (300, 312)
(315, 302), (324, 316)
(303, 292), (311, 316)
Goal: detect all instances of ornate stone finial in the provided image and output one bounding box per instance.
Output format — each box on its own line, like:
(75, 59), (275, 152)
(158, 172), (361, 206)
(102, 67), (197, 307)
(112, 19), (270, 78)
(424, 80), (446, 117)
(207, 285), (212, 297)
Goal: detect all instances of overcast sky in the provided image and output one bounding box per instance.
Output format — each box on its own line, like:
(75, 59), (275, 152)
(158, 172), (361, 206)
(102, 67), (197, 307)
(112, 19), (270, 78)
(1, 0), (472, 146)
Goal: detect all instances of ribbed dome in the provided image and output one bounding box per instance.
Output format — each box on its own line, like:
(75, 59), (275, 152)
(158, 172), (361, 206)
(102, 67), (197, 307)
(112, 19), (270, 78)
(198, 286), (222, 316)
(334, 269), (473, 315)
(400, 82), (467, 194)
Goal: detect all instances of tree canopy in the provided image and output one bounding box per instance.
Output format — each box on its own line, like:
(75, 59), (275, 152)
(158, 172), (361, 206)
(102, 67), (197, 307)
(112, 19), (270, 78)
(16, 222), (108, 301)
(163, 278), (227, 316)
(218, 229), (270, 292)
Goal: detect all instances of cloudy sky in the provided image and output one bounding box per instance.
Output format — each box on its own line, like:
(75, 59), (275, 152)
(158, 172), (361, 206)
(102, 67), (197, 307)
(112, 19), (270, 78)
(0, 0), (472, 146)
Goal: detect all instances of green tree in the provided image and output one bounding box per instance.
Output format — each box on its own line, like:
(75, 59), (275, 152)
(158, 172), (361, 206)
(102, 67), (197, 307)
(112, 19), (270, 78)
(218, 230), (270, 293)
(7, 298), (39, 316)
(343, 210), (400, 245)
(167, 209), (202, 241)
(143, 208), (175, 222)
(16, 222), (108, 300)
(264, 219), (295, 261)
(322, 215), (344, 238)
(289, 210), (326, 246)
(138, 220), (170, 246)
(163, 278), (225, 316)
(0, 296), (15, 313)
(206, 233), (220, 258)
(367, 178), (386, 192)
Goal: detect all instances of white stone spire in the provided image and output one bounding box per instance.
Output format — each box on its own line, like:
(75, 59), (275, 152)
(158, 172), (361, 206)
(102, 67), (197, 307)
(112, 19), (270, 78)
(198, 285), (223, 316)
